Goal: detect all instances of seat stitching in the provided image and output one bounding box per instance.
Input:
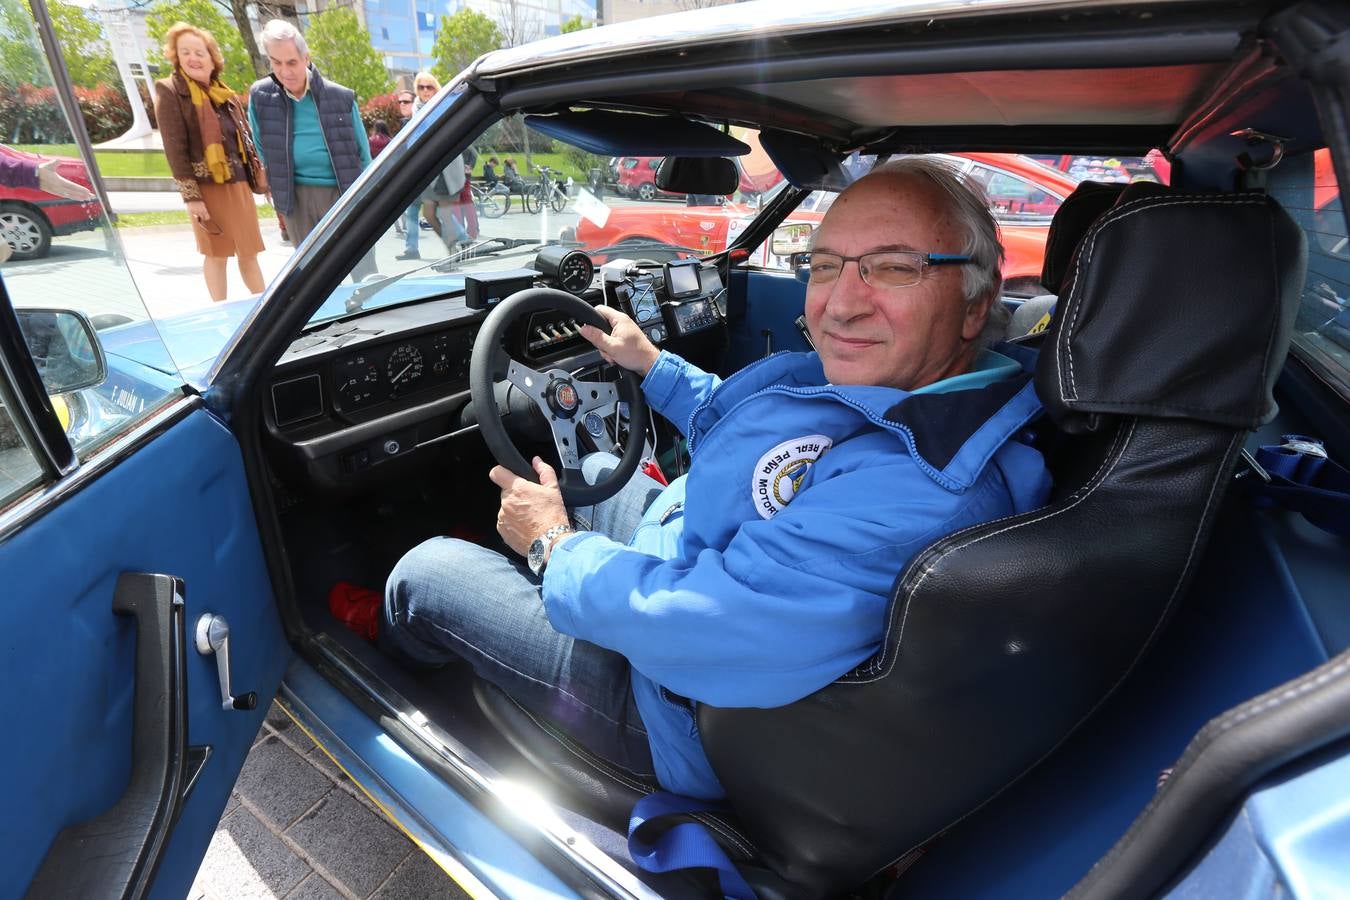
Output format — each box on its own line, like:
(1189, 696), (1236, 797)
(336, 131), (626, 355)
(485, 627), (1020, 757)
(852, 418), (1135, 684)
(872, 430), (1243, 873)
(1059, 196), (1268, 401)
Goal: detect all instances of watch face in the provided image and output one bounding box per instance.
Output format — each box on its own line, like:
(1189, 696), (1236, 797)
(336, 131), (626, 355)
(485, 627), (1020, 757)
(527, 538), (546, 575)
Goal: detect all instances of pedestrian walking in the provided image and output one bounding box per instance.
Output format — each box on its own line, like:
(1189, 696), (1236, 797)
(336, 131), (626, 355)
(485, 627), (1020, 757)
(153, 22), (267, 302)
(393, 90), (415, 241)
(247, 19), (375, 281)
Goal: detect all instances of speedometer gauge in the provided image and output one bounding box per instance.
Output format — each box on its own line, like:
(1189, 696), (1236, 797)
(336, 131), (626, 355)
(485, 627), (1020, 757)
(385, 344), (424, 393)
(534, 246), (595, 294)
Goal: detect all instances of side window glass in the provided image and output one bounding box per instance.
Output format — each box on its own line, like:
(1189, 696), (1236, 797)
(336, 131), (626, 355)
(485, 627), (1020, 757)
(0, 404), (42, 504)
(0, 2), (186, 497)
(967, 164), (1063, 222)
(1268, 148), (1350, 392)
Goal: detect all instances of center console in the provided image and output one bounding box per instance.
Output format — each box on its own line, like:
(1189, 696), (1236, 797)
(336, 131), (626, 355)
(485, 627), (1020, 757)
(603, 257), (726, 345)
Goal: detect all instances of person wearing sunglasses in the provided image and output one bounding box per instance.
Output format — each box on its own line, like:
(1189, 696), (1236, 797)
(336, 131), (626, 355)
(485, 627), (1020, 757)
(248, 19), (375, 281)
(393, 90), (417, 244)
(373, 156), (1051, 802)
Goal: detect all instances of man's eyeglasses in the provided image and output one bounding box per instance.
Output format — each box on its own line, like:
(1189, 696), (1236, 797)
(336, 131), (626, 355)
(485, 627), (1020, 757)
(398, 98), (414, 104)
(795, 250), (971, 289)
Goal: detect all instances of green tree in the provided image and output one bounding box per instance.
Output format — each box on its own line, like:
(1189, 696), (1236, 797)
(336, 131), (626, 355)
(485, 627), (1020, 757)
(560, 15), (589, 34)
(144, 0), (254, 92)
(45, 0), (117, 88)
(305, 7), (390, 104)
(430, 8), (501, 84)
(0, 0), (45, 87)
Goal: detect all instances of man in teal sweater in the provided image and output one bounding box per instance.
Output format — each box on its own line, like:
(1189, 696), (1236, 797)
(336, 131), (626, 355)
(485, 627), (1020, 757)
(249, 19), (375, 279)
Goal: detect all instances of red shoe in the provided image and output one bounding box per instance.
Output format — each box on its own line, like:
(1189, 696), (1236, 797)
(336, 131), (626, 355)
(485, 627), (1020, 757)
(328, 582), (381, 641)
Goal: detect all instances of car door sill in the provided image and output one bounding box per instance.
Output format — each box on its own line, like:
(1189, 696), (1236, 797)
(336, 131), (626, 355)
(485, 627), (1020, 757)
(282, 635), (665, 900)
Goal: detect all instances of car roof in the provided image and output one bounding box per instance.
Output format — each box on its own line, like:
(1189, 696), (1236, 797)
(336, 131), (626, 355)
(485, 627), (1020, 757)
(467, 0), (1305, 185)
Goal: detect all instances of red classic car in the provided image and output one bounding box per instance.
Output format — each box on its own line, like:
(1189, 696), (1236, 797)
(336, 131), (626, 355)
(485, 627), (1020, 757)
(1, 144), (104, 260)
(576, 152), (1081, 294)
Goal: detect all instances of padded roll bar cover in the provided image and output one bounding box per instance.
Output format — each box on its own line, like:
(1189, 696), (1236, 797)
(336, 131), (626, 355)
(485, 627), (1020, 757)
(1037, 190), (1306, 432)
(1039, 181), (1126, 294)
(698, 418), (1246, 891)
(656, 156), (740, 195)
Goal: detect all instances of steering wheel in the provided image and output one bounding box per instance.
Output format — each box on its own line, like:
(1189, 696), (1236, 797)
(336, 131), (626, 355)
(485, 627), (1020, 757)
(469, 288), (650, 506)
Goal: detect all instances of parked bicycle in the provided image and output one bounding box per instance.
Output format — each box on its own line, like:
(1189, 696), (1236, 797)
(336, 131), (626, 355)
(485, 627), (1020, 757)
(471, 181), (510, 218)
(524, 166), (569, 214)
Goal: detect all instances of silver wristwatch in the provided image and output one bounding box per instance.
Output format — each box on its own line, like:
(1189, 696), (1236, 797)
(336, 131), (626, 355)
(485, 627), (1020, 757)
(527, 524), (574, 576)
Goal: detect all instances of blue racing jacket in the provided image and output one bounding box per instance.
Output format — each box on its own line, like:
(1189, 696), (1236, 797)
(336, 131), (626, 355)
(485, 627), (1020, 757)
(543, 347), (1052, 798)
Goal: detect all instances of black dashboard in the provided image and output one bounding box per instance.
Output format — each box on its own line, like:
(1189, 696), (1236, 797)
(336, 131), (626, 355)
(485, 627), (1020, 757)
(263, 249), (728, 493)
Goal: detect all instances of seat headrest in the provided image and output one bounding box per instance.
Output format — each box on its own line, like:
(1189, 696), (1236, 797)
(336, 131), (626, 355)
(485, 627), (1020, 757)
(1040, 181), (1127, 293)
(1036, 187), (1306, 432)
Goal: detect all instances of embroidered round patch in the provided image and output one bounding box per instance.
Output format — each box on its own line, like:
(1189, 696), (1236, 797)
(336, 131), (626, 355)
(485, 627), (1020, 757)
(751, 434), (832, 519)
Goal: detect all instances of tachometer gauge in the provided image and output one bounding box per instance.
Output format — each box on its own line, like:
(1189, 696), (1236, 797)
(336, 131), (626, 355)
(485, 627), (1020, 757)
(534, 246), (596, 294)
(385, 344), (424, 393)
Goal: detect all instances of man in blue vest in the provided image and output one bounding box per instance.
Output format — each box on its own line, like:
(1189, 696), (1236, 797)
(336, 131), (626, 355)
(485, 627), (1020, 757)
(248, 19), (376, 280)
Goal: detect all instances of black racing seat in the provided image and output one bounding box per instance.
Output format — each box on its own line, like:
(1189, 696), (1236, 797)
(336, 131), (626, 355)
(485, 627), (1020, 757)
(476, 186), (1307, 896)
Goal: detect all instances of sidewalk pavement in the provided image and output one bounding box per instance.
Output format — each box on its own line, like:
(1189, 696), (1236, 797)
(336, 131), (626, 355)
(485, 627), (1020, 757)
(189, 702), (470, 900)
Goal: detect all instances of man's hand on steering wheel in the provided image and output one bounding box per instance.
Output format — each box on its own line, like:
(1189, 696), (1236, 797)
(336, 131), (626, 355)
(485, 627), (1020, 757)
(490, 456), (569, 558)
(578, 305), (660, 376)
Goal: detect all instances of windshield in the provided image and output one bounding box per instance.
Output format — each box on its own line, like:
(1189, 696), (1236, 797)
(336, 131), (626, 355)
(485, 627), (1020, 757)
(307, 121), (786, 327)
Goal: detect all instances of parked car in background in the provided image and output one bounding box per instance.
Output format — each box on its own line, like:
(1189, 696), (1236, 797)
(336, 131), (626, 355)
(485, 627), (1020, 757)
(0, 144), (103, 260)
(574, 152), (1080, 294)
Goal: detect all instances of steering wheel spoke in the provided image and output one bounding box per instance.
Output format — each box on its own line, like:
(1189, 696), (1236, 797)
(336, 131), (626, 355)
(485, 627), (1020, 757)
(470, 288), (650, 505)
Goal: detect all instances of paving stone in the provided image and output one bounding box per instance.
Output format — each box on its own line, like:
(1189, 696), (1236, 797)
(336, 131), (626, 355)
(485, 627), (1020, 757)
(234, 735), (335, 830)
(284, 873), (347, 900)
(286, 789), (411, 898)
(267, 705), (318, 755)
(372, 848), (472, 900)
(189, 807), (311, 900)
(223, 790), (240, 819)
(305, 743), (381, 814)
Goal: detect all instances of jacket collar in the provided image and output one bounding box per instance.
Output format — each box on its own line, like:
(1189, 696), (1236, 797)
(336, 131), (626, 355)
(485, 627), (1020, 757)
(691, 349), (1044, 493)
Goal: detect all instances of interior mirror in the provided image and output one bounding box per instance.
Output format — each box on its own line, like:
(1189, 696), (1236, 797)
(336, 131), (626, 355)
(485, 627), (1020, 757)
(655, 157), (739, 195)
(14, 308), (106, 395)
(772, 222), (814, 257)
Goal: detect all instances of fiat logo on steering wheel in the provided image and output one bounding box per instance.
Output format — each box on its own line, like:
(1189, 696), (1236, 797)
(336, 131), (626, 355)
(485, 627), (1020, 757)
(552, 380), (579, 416)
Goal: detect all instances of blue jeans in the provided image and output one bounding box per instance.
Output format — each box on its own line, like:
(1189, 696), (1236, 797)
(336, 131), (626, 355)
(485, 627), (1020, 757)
(382, 455), (666, 775)
(403, 202), (419, 252)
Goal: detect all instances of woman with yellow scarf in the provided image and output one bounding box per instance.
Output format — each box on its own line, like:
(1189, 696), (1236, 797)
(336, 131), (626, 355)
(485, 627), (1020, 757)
(154, 23), (267, 302)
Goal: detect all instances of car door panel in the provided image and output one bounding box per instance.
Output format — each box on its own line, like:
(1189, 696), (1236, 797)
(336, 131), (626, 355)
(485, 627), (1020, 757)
(1, 401), (288, 896)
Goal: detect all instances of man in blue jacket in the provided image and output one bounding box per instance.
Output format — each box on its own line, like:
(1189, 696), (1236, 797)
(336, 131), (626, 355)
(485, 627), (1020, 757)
(381, 157), (1053, 799)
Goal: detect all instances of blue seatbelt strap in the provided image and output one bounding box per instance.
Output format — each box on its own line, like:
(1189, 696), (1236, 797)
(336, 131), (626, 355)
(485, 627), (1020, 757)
(1240, 434), (1350, 537)
(628, 792), (756, 900)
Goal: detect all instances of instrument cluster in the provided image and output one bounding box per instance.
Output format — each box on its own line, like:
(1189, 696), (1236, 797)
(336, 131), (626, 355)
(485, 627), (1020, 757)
(332, 327), (477, 412)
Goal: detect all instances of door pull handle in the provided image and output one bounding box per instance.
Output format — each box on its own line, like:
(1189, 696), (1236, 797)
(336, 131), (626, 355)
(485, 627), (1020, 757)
(194, 613), (258, 711)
